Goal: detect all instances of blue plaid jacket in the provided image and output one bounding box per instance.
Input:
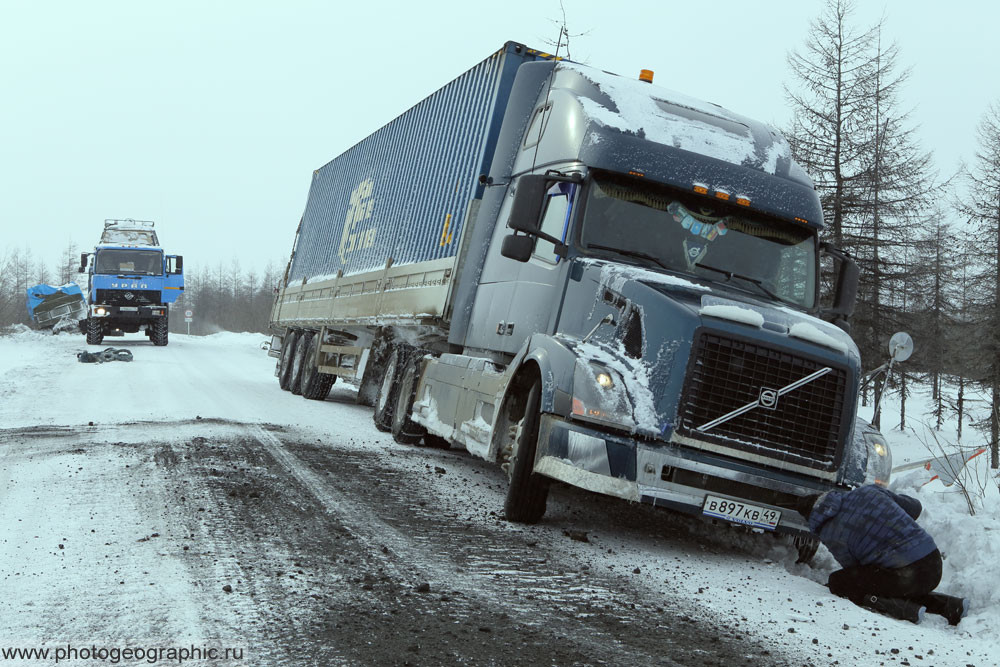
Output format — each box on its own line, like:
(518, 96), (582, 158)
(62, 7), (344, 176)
(808, 485), (938, 569)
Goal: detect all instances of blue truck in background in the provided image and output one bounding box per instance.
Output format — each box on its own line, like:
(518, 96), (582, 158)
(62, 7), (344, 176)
(268, 42), (892, 561)
(80, 219), (184, 346)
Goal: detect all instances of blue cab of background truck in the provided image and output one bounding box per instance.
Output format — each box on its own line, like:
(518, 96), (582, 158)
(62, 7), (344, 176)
(85, 245), (184, 317)
(279, 42), (882, 538)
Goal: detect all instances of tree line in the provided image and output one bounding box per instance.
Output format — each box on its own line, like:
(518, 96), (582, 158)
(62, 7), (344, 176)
(785, 0), (1000, 466)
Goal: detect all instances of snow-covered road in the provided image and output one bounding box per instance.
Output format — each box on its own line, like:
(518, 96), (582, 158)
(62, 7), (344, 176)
(0, 329), (995, 666)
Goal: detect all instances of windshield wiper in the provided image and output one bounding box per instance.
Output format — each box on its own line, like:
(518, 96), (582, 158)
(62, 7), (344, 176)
(695, 262), (787, 304)
(587, 243), (669, 271)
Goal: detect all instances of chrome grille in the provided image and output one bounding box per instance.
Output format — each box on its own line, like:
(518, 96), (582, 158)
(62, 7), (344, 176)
(677, 331), (849, 472)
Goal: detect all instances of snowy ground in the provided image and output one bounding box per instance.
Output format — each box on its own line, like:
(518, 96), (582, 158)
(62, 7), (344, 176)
(0, 327), (996, 666)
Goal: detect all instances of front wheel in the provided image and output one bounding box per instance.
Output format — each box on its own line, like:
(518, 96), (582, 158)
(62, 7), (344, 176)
(151, 317), (168, 346)
(85, 318), (104, 345)
(500, 378), (549, 523)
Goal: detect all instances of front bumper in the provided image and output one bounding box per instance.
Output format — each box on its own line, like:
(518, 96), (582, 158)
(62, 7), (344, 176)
(90, 304), (167, 320)
(535, 414), (833, 537)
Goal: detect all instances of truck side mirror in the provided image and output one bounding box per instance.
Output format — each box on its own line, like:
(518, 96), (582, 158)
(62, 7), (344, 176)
(175, 255), (183, 272)
(79, 253), (88, 272)
(500, 233), (534, 262)
(819, 242), (859, 331)
(508, 174), (548, 233)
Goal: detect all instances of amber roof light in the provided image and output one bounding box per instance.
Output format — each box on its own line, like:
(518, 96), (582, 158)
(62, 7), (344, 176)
(639, 69), (654, 84)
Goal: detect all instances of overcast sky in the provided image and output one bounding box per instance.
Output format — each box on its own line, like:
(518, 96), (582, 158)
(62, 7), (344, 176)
(2, 0), (997, 277)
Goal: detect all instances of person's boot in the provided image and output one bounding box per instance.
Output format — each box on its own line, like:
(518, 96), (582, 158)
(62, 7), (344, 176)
(856, 594), (926, 624)
(916, 592), (969, 626)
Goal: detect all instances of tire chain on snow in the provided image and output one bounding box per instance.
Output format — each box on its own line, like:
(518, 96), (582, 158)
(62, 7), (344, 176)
(77, 347), (134, 363)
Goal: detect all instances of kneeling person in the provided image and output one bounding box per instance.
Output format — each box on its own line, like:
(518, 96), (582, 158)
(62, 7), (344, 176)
(798, 485), (967, 625)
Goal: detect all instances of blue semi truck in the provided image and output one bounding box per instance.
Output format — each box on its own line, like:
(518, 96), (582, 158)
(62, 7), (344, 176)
(269, 42), (890, 560)
(80, 219), (184, 346)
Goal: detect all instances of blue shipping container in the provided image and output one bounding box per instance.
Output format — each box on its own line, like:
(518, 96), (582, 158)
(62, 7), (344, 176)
(287, 42), (555, 283)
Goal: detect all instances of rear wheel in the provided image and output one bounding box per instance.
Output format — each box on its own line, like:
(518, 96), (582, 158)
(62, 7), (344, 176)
(357, 332), (392, 407)
(85, 318), (104, 345)
(289, 331), (313, 395)
(391, 354), (426, 445)
(499, 377), (549, 523)
(301, 335), (336, 400)
(373, 347), (405, 432)
(278, 330), (300, 390)
(151, 317), (168, 346)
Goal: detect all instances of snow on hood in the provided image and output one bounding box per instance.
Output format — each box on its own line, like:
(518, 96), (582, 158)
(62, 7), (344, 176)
(701, 296), (859, 361)
(563, 62), (791, 175)
(582, 258), (709, 294)
(699, 304), (765, 328)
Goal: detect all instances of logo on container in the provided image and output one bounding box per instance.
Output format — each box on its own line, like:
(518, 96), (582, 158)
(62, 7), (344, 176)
(339, 178), (378, 262)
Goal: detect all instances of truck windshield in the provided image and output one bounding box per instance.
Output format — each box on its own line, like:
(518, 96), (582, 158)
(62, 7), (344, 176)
(580, 174), (817, 309)
(95, 249), (163, 276)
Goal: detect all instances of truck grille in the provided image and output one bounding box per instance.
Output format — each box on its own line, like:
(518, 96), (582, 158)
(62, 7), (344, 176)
(96, 289), (161, 306)
(677, 331), (849, 472)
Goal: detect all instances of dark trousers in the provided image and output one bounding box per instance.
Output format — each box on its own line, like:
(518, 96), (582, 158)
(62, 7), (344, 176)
(828, 549), (942, 601)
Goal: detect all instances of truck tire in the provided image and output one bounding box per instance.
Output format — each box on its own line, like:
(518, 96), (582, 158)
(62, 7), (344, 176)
(151, 317), (169, 346)
(301, 335), (335, 401)
(391, 354), (426, 445)
(278, 330), (299, 390)
(289, 331), (313, 395)
(500, 378), (549, 523)
(373, 347), (405, 432)
(357, 331), (392, 407)
(85, 318), (104, 345)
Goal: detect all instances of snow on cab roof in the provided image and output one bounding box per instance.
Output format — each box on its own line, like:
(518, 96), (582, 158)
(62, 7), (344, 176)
(562, 62), (793, 176)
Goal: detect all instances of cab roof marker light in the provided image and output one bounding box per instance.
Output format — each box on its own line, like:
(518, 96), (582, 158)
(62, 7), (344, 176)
(794, 216), (809, 225)
(628, 170), (646, 178)
(639, 69), (654, 84)
(693, 184), (709, 195)
(736, 196), (751, 206)
(714, 191), (730, 201)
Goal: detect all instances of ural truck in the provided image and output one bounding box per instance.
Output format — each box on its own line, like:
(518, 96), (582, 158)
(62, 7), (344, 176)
(269, 42), (890, 558)
(80, 219), (184, 346)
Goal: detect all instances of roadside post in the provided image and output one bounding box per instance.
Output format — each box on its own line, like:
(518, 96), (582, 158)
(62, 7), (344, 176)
(185, 309), (193, 335)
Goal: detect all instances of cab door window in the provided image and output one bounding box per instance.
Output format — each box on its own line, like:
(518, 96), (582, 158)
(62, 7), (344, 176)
(533, 183), (576, 263)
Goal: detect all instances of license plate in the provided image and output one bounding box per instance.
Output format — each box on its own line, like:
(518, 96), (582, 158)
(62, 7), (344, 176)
(119, 306), (138, 311)
(702, 494), (781, 531)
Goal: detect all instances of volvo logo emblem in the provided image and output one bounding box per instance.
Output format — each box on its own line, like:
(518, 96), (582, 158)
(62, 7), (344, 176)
(759, 387), (779, 410)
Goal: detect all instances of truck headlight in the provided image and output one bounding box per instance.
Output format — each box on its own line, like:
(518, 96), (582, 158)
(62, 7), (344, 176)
(94, 306), (107, 317)
(863, 431), (892, 487)
(571, 360), (636, 432)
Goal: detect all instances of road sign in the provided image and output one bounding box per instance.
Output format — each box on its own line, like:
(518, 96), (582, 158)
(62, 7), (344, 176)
(185, 309), (193, 318)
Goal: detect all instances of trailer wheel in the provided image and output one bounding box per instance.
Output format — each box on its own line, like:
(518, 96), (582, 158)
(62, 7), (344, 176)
(373, 347), (405, 432)
(357, 330), (395, 407)
(151, 317), (169, 346)
(391, 354), (426, 445)
(289, 331), (313, 395)
(301, 335), (335, 401)
(499, 377), (549, 523)
(85, 318), (104, 345)
(278, 330), (300, 390)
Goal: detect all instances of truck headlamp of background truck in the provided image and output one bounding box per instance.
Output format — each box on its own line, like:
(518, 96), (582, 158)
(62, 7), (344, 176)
(268, 42), (887, 562)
